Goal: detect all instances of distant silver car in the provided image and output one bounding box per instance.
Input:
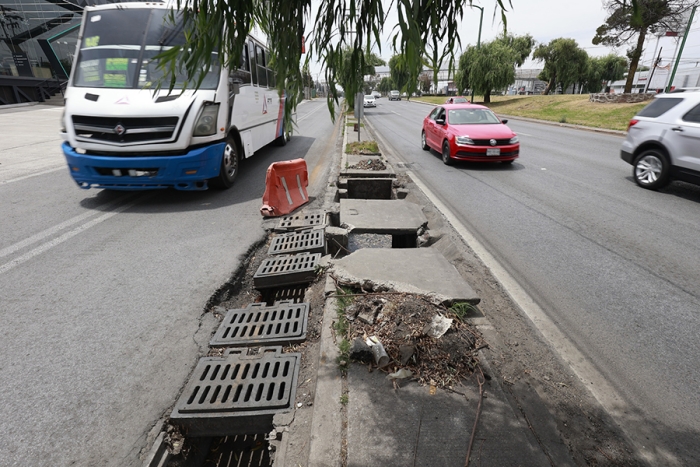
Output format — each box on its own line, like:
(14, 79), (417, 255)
(621, 89), (700, 189)
(363, 95), (376, 108)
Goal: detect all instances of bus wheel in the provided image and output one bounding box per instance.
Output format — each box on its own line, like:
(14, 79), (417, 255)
(211, 136), (239, 189)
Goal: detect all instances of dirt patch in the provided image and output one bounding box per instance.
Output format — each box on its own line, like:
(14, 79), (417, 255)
(342, 294), (485, 388)
(347, 158), (387, 170)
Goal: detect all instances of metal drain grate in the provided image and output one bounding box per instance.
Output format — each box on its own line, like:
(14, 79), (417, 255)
(274, 210), (325, 231)
(170, 347), (300, 436)
(261, 285), (307, 305)
(210, 301), (309, 347)
(253, 252), (321, 289)
(268, 227), (326, 255)
(204, 434), (272, 467)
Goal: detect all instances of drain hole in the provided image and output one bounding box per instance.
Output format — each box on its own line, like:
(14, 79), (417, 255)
(187, 386), (199, 404)
(282, 361), (290, 377)
(248, 325), (256, 337)
(244, 384), (254, 402)
(241, 363), (250, 379)
(220, 364), (230, 380)
(200, 365), (211, 381)
(233, 385), (243, 402)
(267, 382), (275, 401)
(262, 362), (270, 378)
(210, 365), (221, 381)
(272, 362), (280, 378)
(237, 313), (245, 324)
(266, 324), (274, 335)
(255, 312), (262, 322)
(199, 386), (211, 404)
(241, 326), (248, 337)
(252, 363), (260, 379)
(230, 326), (239, 338)
(275, 323), (282, 334)
(293, 322), (299, 333)
(284, 322), (290, 333)
(231, 364), (240, 380)
(221, 385), (232, 402)
(255, 384), (264, 401)
(278, 382), (286, 400)
(210, 385), (221, 403)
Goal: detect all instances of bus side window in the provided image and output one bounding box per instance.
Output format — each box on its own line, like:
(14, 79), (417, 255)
(256, 45), (267, 87)
(230, 42), (251, 86)
(249, 42), (257, 86)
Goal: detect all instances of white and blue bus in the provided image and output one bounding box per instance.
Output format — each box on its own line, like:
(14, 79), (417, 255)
(60, 2), (291, 190)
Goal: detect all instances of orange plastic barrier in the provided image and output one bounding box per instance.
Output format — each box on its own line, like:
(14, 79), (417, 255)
(260, 159), (310, 217)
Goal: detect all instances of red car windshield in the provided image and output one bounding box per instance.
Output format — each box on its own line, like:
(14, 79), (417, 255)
(447, 108), (501, 124)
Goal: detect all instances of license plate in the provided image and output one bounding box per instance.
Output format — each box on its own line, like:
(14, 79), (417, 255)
(486, 148), (500, 156)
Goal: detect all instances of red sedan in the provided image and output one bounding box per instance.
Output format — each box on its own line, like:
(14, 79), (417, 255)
(421, 104), (519, 165)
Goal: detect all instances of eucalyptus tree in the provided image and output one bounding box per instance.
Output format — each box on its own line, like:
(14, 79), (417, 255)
(593, 0), (694, 93)
(377, 76), (393, 95)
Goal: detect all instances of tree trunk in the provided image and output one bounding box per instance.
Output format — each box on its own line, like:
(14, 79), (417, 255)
(624, 28), (647, 94)
(484, 89), (491, 103)
(543, 75), (556, 95)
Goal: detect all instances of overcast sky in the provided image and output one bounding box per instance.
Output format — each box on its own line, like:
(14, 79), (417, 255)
(305, 0), (700, 79)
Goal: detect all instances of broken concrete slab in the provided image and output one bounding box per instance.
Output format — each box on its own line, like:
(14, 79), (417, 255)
(340, 199), (427, 235)
(331, 248), (480, 305)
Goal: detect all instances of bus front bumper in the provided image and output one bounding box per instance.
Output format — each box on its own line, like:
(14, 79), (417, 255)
(62, 142), (226, 191)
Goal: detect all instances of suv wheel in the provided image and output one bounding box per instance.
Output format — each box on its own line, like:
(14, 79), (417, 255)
(633, 149), (670, 190)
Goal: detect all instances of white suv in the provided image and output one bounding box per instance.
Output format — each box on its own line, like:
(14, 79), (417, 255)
(621, 89), (700, 189)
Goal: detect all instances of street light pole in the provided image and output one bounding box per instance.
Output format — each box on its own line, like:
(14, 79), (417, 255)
(470, 5), (484, 103)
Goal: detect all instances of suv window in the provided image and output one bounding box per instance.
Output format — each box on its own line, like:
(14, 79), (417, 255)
(682, 103), (700, 123)
(638, 98), (683, 118)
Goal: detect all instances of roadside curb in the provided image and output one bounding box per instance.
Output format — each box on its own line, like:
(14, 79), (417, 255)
(410, 98), (627, 136)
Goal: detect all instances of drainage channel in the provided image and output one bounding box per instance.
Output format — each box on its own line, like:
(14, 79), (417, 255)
(145, 211), (329, 467)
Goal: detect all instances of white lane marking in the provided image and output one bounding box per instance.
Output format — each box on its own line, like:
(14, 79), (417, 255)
(0, 194), (152, 276)
(1, 166), (65, 185)
(297, 101), (327, 122)
(518, 132), (532, 136)
(392, 111), (401, 115)
(0, 193), (136, 259)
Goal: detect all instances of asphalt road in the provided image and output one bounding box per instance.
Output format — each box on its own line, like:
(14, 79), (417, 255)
(364, 98), (700, 465)
(0, 99), (337, 466)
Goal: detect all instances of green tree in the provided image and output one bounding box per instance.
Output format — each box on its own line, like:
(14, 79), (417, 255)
(418, 73), (432, 94)
(302, 63), (314, 89)
(533, 38), (588, 94)
(593, 0), (693, 93)
(455, 33), (533, 103)
(389, 55), (410, 93)
(158, 0), (524, 126)
(337, 49), (384, 108)
(377, 76), (393, 95)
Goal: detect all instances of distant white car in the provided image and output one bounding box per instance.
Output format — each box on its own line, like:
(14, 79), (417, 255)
(363, 95), (376, 108)
(372, 91), (381, 99)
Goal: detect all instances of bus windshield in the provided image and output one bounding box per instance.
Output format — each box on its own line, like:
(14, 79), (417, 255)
(73, 8), (220, 90)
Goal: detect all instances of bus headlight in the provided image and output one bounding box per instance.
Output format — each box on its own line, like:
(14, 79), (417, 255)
(193, 103), (219, 136)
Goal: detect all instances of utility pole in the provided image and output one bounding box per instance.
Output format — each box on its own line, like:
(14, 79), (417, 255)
(666, 5), (696, 92)
(645, 47), (662, 93)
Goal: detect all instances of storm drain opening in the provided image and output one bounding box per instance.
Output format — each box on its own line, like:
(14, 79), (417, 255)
(273, 210), (326, 232)
(268, 227), (326, 256)
(203, 433), (273, 467)
(253, 253), (321, 289)
(210, 301), (309, 347)
(170, 347), (300, 437)
(260, 285), (307, 305)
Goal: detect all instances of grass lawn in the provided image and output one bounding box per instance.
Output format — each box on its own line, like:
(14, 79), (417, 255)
(414, 94), (648, 132)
